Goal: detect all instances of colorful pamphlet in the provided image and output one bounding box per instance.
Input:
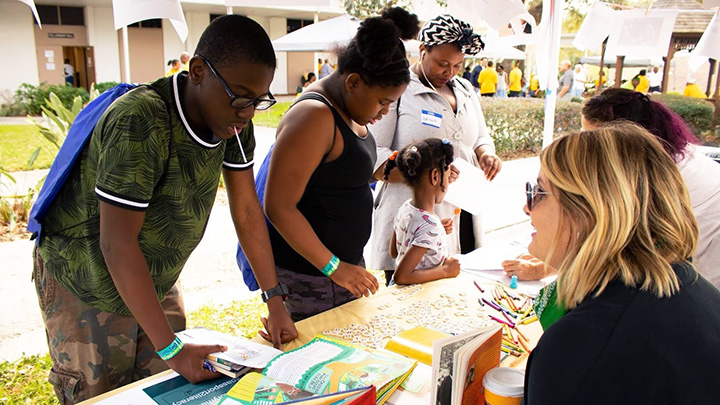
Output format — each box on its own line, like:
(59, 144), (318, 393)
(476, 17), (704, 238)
(218, 372), (375, 405)
(244, 334), (416, 405)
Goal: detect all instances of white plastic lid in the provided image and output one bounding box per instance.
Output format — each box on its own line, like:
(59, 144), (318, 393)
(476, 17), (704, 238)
(483, 367), (525, 397)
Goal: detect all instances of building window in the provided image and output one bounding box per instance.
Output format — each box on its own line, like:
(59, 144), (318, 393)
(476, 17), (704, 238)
(287, 19), (313, 33)
(34, 5), (84, 26)
(59, 6), (84, 26)
(36, 5), (60, 25)
(128, 19), (162, 29)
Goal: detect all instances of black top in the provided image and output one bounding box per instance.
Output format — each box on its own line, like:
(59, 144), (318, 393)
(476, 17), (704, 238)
(524, 262), (720, 404)
(269, 92), (377, 275)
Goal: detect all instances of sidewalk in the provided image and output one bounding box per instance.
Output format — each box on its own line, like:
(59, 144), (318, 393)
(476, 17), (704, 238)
(0, 124), (537, 362)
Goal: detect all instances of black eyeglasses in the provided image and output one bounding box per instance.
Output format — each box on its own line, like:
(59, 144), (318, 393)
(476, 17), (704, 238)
(198, 55), (276, 111)
(526, 181), (551, 211)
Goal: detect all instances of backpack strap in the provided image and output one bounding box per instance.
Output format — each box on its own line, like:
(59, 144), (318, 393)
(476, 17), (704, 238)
(28, 83), (141, 243)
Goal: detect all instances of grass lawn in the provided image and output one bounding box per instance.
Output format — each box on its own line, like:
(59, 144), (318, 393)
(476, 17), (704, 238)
(250, 101), (291, 128)
(0, 296), (267, 405)
(0, 125), (55, 172)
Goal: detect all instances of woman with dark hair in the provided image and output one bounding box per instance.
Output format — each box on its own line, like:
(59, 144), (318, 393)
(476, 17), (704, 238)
(503, 88), (720, 291)
(369, 14), (501, 285)
(262, 8), (420, 323)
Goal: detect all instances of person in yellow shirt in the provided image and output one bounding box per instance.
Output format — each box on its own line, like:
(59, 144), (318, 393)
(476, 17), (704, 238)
(529, 72), (540, 97)
(478, 60), (498, 97)
(164, 59), (180, 77)
(508, 60), (523, 97)
(683, 78), (707, 99)
(634, 69), (649, 93)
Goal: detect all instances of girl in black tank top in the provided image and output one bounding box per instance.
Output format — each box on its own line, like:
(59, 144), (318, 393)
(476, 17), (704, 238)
(260, 8), (419, 323)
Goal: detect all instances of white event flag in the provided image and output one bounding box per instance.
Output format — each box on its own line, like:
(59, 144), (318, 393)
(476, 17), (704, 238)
(573, 3), (618, 52)
(112, 0), (188, 43)
(689, 12), (720, 73)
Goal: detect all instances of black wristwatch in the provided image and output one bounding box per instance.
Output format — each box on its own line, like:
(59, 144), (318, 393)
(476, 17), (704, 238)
(261, 283), (290, 303)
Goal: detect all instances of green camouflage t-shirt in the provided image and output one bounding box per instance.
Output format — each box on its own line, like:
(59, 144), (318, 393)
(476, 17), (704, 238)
(38, 72), (255, 315)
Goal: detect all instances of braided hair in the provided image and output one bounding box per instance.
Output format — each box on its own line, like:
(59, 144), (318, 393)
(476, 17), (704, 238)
(384, 138), (454, 191)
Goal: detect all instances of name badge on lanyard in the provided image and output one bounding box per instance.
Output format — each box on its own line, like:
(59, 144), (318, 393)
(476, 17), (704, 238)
(421, 109), (442, 129)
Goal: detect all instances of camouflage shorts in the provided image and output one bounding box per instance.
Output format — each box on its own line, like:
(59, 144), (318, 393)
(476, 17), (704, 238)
(275, 263), (359, 322)
(33, 247), (186, 404)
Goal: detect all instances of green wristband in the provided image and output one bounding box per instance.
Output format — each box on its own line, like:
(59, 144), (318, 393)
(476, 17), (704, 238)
(156, 336), (184, 361)
(321, 255), (340, 277)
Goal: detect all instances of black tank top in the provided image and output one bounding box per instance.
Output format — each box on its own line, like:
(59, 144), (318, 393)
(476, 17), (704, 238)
(269, 92), (377, 275)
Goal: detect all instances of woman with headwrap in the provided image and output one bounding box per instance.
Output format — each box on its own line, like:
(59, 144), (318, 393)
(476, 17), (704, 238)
(369, 15), (502, 284)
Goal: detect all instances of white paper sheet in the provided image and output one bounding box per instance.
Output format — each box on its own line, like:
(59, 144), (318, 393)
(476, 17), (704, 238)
(112, 0), (188, 43)
(606, 9), (678, 58)
(458, 238), (554, 297)
(443, 158), (487, 216)
(474, 0), (529, 31)
(572, 3), (618, 52)
(689, 12), (720, 73)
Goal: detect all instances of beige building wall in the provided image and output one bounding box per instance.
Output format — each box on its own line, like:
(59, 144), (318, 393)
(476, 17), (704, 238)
(34, 24), (88, 86)
(287, 52), (315, 94)
(0, 2), (39, 103)
(118, 28), (164, 83)
(184, 11), (210, 56)
(86, 6), (121, 84)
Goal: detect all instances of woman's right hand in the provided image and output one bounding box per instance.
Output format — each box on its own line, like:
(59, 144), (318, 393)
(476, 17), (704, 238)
(165, 342), (227, 384)
(501, 254), (550, 281)
(329, 261), (379, 298)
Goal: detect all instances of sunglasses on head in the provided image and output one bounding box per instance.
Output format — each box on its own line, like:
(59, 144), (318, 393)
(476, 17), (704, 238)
(526, 181), (551, 211)
(198, 55), (276, 111)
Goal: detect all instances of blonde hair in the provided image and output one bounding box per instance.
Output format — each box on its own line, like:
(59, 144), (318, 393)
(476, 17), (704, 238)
(541, 122), (698, 309)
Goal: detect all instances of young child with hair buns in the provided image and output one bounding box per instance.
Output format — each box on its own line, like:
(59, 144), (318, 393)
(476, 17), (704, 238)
(384, 138), (461, 285)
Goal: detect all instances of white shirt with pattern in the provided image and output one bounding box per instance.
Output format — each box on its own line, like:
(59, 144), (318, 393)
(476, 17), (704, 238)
(394, 200), (448, 270)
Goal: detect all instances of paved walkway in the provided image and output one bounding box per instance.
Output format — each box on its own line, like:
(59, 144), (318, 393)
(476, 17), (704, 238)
(0, 124), (538, 362)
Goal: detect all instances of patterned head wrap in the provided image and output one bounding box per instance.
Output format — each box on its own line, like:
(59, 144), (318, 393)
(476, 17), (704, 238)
(418, 15), (485, 55)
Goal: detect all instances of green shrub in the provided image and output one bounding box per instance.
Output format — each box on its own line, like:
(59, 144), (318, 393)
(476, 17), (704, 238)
(94, 81), (120, 95)
(480, 97), (582, 157)
(651, 93), (715, 136)
(14, 83), (89, 116)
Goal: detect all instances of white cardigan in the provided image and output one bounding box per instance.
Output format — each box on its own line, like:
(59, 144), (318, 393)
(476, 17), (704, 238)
(678, 144), (720, 289)
(367, 70), (496, 271)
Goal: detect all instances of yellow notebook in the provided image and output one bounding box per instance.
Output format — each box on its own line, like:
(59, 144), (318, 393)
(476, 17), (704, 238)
(384, 326), (450, 366)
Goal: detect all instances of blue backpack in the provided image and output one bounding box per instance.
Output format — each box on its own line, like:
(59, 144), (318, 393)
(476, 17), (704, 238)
(235, 144), (274, 291)
(28, 83), (140, 243)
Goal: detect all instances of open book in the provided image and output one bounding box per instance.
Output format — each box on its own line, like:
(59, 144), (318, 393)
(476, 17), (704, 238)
(430, 326), (503, 405)
(176, 328), (282, 378)
(219, 372), (375, 405)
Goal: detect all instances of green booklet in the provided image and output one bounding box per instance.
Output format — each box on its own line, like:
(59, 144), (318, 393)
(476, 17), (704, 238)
(261, 335), (416, 405)
(218, 372), (375, 405)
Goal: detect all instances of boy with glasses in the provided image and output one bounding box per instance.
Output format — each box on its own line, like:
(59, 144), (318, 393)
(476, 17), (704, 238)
(33, 15), (296, 404)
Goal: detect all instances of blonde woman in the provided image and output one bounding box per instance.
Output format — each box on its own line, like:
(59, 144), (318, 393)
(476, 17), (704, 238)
(523, 123), (720, 403)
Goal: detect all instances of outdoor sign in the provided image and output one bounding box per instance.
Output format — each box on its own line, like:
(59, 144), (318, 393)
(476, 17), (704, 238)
(48, 33), (74, 39)
(605, 9), (678, 58)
